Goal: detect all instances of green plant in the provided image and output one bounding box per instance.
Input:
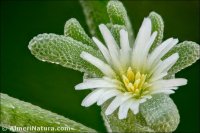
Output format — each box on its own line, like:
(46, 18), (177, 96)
(1, 0), (199, 132)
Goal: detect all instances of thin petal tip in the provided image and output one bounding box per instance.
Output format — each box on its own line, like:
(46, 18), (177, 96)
(99, 24), (106, 29)
(74, 84), (82, 90)
(105, 110), (112, 116)
(118, 116), (126, 120)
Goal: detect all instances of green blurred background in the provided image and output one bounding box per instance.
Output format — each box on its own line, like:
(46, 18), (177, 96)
(1, 0), (199, 132)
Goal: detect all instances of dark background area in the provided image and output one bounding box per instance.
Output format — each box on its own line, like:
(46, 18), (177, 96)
(0, 0), (199, 132)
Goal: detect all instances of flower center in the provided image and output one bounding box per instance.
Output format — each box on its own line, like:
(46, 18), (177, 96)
(122, 67), (148, 95)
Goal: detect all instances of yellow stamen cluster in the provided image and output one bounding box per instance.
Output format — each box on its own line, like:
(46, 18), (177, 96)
(122, 67), (147, 95)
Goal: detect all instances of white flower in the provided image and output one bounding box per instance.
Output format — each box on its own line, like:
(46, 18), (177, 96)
(75, 18), (187, 119)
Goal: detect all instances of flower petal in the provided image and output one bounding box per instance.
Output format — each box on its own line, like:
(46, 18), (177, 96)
(130, 102), (139, 114)
(130, 98), (147, 114)
(150, 53), (179, 80)
(140, 31), (158, 61)
(154, 53), (179, 75)
(75, 79), (117, 90)
(81, 88), (106, 107)
(99, 24), (122, 72)
(92, 37), (111, 63)
(99, 24), (119, 57)
(135, 32), (158, 70)
(150, 89), (175, 95)
(133, 18), (152, 51)
(119, 29), (131, 68)
(118, 99), (133, 119)
(132, 18), (152, 68)
(80, 51), (116, 77)
(152, 78), (187, 89)
(120, 29), (130, 52)
(97, 89), (121, 105)
(150, 72), (168, 82)
(105, 93), (132, 115)
(143, 31), (158, 57)
(148, 38), (178, 69)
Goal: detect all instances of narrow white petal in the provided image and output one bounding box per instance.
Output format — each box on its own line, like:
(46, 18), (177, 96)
(162, 53), (179, 72)
(105, 93), (132, 115)
(150, 72), (168, 82)
(120, 49), (131, 70)
(164, 87), (179, 90)
(129, 98), (147, 114)
(81, 89), (106, 107)
(140, 32), (158, 61)
(132, 18), (152, 68)
(143, 31), (158, 57)
(135, 32), (158, 70)
(97, 89), (121, 105)
(161, 39), (179, 57)
(80, 52), (116, 77)
(148, 38), (178, 69)
(154, 53), (179, 77)
(133, 18), (152, 51)
(92, 37), (111, 63)
(120, 29), (130, 51)
(152, 78), (187, 89)
(148, 60), (163, 76)
(147, 38), (173, 67)
(75, 79), (117, 90)
(118, 99), (133, 119)
(150, 89), (175, 95)
(130, 102), (139, 114)
(99, 24), (123, 72)
(119, 29), (131, 68)
(102, 77), (123, 85)
(99, 24), (119, 56)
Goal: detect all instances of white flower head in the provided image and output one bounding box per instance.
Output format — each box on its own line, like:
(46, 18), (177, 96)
(75, 18), (187, 119)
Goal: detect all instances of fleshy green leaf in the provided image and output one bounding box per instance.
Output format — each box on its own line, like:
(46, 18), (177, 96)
(163, 41), (200, 76)
(80, 0), (109, 39)
(140, 94), (179, 132)
(28, 33), (103, 77)
(0, 93), (97, 132)
(101, 94), (179, 132)
(149, 11), (164, 52)
(107, 0), (134, 45)
(64, 18), (96, 49)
